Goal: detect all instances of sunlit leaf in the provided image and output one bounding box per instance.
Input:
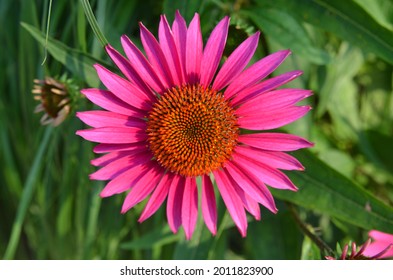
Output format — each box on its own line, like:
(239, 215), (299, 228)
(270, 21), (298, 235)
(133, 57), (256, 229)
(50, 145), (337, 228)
(272, 150), (393, 234)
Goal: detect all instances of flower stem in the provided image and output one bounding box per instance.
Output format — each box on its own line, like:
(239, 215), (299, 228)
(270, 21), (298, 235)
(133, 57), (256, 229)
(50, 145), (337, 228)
(80, 0), (108, 47)
(286, 202), (335, 257)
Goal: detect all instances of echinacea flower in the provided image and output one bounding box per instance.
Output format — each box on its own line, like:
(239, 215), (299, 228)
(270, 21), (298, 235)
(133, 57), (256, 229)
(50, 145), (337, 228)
(362, 230), (393, 259)
(32, 77), (71, 126)
(76, 11), (313, 239)
(326, 235), (393, 260)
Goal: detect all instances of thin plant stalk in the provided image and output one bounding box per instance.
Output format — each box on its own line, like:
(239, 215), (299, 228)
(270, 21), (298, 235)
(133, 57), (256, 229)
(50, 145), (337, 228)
(3, 127), (53, 260)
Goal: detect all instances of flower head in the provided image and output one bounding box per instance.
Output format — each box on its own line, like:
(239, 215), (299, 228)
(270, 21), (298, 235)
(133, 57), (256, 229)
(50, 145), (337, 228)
(76, 11), (313, 239)
(32, 77), (71, 126)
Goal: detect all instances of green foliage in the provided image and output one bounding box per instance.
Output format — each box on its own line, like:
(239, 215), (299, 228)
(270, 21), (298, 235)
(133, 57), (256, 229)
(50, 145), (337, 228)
(1, 0), (392, 260)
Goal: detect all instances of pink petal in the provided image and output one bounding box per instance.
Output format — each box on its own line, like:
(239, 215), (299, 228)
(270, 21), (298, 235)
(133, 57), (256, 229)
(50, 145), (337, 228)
(213, 32), (260, 91)
(167, 175), (185, 233)
(225, 50), (291, 99)
(121, 164), (164, 213)
(105, 45), (155, 100)
(363, 243), (393, 259)
(91, 151), (125, 167)
(201, 175), (217, 235)
(139, 173), (173, 222)
(186, 13), (203, 84)
(81, 88), (143, 118)
(100, 160), (155, 197)
(90, 151), (150, 180)
(182, 177), (198, 240)
(76, 111), (146, 129)
(159, 15), (184, 85)
(93, 143), (144, 154)
(224, 161), (277, 213)
(91, 149), (143, 166)
(235, 146), (304, 170)
(139, 22), (174, 88)
(213, 169), (247, 237)
(237, 105), (312, 130)
(236, 89), (312, 115)
(172, 10), (187, 82)
(369, 230), (393, 242)
(121, 35), (166, 93)
(76, 127), (147, 144)
(238, 133), (314, 151)
(232, 152), (298, 190)
(231, 179), (261, 220)
(232, 70), (303, 106)
(94, 64), (152, 111)
(199, 16), (229, 87)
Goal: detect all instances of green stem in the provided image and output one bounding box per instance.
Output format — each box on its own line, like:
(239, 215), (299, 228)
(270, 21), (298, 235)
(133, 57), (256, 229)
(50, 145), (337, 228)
(286, 202), (335, 257)
(3, 127), (53, 259)
(80, 0), (108, 47)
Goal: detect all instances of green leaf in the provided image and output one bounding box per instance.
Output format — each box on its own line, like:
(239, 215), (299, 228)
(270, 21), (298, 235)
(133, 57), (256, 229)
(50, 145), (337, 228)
(21, 22), (109, 87)
(272, 150), (393, 234)
(244, 8), (331, 65)
(247, 210), (303, 259)
(264, 0), (393, 64)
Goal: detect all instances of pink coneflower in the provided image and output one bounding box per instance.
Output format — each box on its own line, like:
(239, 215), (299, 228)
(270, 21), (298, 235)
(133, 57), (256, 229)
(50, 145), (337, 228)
(326, 234), (393, 260)
(76, 11), (313, 239)
(362, 230), (393, 259)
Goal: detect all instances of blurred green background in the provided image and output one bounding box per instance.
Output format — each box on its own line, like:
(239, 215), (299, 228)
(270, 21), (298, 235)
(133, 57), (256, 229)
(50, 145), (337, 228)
(1, 0), (393, 260)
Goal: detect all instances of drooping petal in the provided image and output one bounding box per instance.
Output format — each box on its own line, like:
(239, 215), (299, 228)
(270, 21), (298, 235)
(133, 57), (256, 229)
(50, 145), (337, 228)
(81, 88), (143, 117)
(121, 35), (166, 93)
(201, 175), (217, 235)
(225, 50), (291, 99)
(213, 169), (247, 237)
(212, 32), (260, 91)
(139, 22), (174, 88)
(238, 133), (314, 151)
(121, 164), (164, 213)
(167, 175), (185, 233)
(100, 160), (155, 197)
(172, 10), (187, 81)
(232, 70), (303, 106)
(224, 161), (277, 213)
(233, 152), (298, 190)
(159, 15), (184, 85)
(182, 177), (198, 240)
(94, 64), (152, 111)
(105, 44), (155, 100)
(234, 146), (304, 171)
(139, 172), (173, 222)
(231, 178), (261, 220)
(90, 151), (150, 181)
(76, 111), (146, 129)
(237, 105), (312, 130)
(199, 16), (229, 87)
(76, 127), (147, 144)
(236, 89), (312, 115)
(186, 13), (203, 84)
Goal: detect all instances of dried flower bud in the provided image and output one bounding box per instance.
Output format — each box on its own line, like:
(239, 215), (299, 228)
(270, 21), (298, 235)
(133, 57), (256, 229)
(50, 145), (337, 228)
(32, 77), (71, 126)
